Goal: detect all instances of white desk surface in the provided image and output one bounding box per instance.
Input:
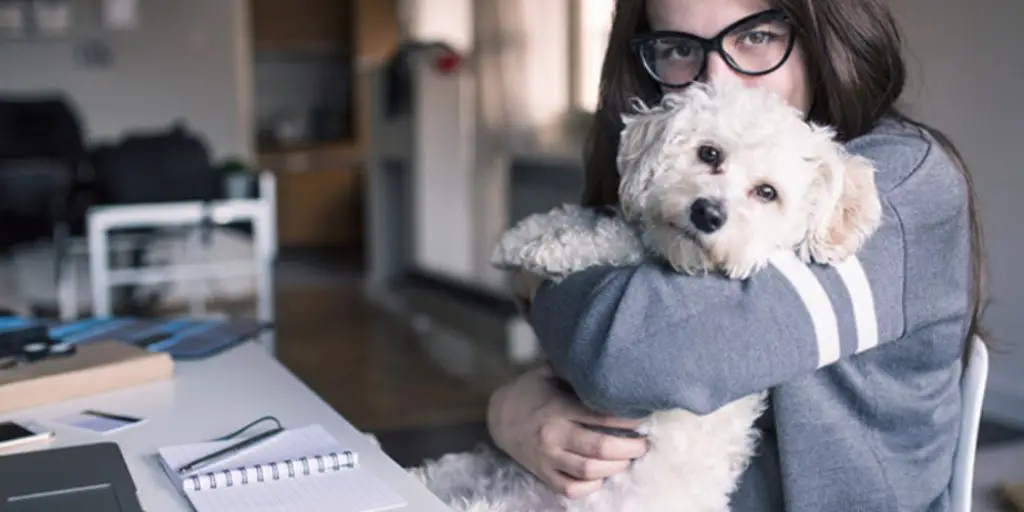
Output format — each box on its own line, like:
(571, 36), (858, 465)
(973, 440), (1024, 512)
(0, 341), (452, 512)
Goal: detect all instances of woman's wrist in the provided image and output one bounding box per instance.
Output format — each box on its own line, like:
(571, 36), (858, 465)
(486, 380), (513, 453)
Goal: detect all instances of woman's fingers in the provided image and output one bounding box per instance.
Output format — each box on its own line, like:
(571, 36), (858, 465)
(563, 425), (649, 461)
(484, 363), (648, 500)
(549, 391), (637, 429)
(536, 468), (605, 499)
(553, 450), (633, 481)
(539, 386), (649, 462)
(559, 475), (606, 499)
(549, 387), (645, 431)
(587, 413), (646, 430)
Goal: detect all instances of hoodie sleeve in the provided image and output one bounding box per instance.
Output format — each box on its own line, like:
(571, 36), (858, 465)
(529, 125), (972, 418)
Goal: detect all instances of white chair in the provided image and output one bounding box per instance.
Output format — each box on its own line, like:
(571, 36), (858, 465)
(950, 336), (990, 512)
(85, 172), (278, 354)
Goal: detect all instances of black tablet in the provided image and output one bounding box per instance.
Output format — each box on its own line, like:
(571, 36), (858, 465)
(0, 442), (144, 512)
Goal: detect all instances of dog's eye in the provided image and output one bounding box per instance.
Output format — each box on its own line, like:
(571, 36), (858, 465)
(753, 184), (778, 202)
(697, 145), (722, 166)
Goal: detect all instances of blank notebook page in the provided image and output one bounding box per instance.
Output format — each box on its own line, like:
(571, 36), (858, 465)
(158, 424), (407, 512)
(185, 466), (406, 512)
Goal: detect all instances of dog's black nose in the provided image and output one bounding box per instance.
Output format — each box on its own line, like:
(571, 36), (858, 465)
(690, 198), (727, 233)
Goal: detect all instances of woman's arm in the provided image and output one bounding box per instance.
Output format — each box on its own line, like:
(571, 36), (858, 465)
(531, 128), (973, 418)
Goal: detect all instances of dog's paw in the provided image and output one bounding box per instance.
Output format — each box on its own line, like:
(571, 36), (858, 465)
(491, 204), (646, 281)
(490, 204), (593, 275)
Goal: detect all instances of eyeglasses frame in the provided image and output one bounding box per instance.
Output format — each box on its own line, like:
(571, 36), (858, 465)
(629, 8), (798, 88)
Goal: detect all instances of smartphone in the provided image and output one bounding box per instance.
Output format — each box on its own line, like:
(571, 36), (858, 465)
(0, 421), (54, 452)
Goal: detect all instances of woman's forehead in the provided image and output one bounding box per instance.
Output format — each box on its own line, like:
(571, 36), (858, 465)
(646, 0), (774, 35)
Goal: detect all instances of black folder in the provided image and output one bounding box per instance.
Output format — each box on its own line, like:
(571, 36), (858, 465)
(0, 442), (144, 512)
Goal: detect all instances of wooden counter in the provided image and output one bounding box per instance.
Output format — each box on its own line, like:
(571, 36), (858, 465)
(259, 143), (365, 249)
(248, 0), (400, 251)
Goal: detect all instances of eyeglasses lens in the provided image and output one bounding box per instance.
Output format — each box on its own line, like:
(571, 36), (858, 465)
(640, 18), (793, 86)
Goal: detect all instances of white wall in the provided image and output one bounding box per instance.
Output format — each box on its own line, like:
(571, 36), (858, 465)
(472, 0), (572, 288)
(388, 0), (575, 288)
(0, 0), (253, 160)
(893, 0), (1024, 427)
(398, 0), (478, 282)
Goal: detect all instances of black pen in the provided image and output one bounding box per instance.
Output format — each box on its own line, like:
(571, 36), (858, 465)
(177, 427), (284, 475)
(83, 410), (142, 423)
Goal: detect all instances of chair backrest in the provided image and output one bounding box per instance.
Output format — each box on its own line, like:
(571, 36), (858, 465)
(950, 336), (989, 512)
(0, 96), (85, 162)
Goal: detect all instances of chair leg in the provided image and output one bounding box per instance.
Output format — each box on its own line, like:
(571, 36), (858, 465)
(52, 221), (77, 322)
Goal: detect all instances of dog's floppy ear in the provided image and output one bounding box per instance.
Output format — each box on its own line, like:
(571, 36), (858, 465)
(616, 98), (670, 220)
(618, 97), (662, 171)
(617, 94), (688, 174)
(798, 126), (883, 265)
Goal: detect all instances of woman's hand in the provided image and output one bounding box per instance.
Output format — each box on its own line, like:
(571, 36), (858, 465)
(487, 365), (650, 498)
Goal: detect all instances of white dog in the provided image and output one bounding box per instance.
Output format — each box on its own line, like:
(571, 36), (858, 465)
(410, 79), (882, 512)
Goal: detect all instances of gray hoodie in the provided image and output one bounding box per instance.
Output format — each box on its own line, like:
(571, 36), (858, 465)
(530, 117), (973, 511)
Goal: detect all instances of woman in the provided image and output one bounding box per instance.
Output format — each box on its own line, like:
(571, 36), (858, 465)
(488, 0), (986, 510)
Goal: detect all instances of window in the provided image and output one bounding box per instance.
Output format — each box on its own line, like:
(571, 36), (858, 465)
(572, 0), (615, 112)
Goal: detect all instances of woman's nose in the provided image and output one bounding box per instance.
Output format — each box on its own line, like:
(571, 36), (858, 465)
(702, 52), (735, 83)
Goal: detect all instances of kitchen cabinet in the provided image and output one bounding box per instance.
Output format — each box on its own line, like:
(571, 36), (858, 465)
(249, 0), (399, 249)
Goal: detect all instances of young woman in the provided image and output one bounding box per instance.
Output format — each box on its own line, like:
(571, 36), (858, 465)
(488, 0), (986, 510)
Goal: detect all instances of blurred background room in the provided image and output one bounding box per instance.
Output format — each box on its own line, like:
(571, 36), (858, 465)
(0, 0), (1022, 492)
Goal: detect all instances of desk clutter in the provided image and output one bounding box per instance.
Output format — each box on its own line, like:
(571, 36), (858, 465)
(0, 420), (405, 512)
(158, 420), (406, 512)
(0, 315), (270, 415)
(0, 316), (418, 512)
(0, 315), (271, 361)
(0, 340), (173, 415)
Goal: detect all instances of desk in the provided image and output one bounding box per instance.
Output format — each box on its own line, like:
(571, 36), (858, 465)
(973, 440), (1024, 512)
(0, 341), (451, 511)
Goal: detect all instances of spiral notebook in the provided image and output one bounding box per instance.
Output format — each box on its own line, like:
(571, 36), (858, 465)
(157, 424), (406, 512)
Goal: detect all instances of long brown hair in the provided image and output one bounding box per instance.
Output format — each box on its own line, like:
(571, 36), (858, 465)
(582, 0), (987, 356)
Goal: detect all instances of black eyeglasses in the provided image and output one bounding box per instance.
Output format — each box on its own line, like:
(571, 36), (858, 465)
(630, 8), (797, 88)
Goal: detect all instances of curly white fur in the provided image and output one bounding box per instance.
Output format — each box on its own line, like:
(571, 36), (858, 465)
(410, 79), (882, 512)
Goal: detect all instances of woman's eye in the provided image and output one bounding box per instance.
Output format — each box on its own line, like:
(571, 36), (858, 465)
(659, 42), (698, 60)
(753, 184), (778, 202)
(738, 30), (774, 45)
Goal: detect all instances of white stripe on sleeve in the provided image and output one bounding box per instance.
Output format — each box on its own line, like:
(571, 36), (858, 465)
(835, 256), (879, 353)
(768, 252), (842, 367)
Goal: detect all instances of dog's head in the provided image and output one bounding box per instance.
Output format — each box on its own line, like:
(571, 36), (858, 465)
(616, 80), (882, 278)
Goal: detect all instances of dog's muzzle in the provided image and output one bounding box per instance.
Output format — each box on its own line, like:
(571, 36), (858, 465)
(690, 198), (727, 233)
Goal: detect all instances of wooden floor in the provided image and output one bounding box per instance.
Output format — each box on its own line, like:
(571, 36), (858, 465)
(271, 251), (498, 434)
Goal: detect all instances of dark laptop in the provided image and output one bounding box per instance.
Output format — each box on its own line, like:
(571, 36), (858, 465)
(0, 442), (144, 512)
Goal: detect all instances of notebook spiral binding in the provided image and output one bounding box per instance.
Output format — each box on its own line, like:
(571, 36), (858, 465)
(188, 451), (358, 492)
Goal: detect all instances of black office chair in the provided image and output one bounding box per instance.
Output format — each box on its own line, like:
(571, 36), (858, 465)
(0, 96), (91, 251)
(0, 96), (94, 318)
